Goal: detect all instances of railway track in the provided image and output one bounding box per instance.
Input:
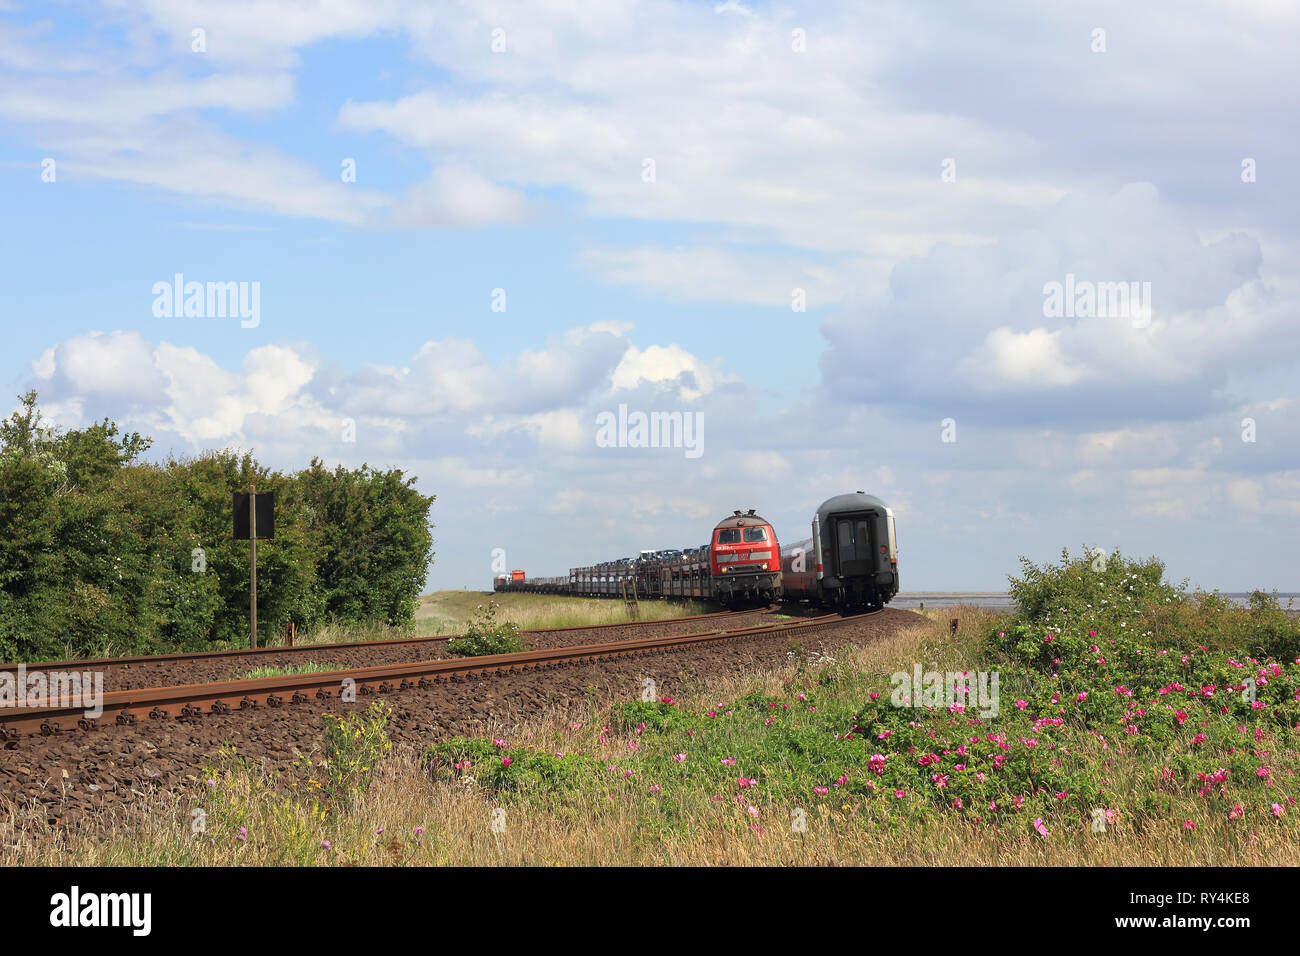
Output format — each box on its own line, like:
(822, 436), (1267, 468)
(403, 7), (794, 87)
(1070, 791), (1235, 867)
(0, 611), (856, 741)
(0, 606), (751, 676)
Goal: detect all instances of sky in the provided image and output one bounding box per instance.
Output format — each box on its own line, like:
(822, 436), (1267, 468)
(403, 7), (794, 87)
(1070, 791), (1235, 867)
(2, 0), (1298, 594)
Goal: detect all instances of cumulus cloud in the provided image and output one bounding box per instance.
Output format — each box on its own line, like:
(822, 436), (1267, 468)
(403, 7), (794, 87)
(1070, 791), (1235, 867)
(820, 183), (1296, 426)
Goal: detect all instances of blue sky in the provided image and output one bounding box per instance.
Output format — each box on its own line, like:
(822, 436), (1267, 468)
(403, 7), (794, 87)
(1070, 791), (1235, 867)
(2, 0), (1298, 594)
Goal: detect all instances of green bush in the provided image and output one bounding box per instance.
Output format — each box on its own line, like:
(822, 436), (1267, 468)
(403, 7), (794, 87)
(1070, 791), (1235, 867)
(447, 601), (527, 656)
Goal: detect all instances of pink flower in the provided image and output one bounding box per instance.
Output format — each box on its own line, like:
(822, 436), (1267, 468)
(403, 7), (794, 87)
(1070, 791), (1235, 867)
(501, 756), (513, 767)
(894, 789), (906, 799)
(322, 840), (332, 849)
(649, 784), (661, 793)
(414, 825), (426, 836)
(721, 756), (737, 767)
(1015, 700), (1028, 710)
(877, 730), (893, 739)
(1033, 818), (1049, 838)
(492, 738), (506, 748)
(1075, 692), (1088, 702)
(672, 753), (687, 762)
(813, 786), (829, 796)
(747, 806), (760, 818)
(1229, 804), (1244, 820)
(1183, 820), (1195, 830)
(1272, 803), (1285, 818)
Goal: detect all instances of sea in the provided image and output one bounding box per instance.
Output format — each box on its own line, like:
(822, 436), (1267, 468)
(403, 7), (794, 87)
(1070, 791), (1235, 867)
(893, 592), (1300, 616)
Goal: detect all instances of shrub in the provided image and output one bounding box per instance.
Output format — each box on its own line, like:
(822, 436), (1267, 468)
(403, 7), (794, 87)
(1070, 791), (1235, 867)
(447, 601), (526, 656)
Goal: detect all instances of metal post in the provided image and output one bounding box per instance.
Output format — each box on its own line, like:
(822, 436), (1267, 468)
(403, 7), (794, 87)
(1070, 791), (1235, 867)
(250, 485), (257, 649)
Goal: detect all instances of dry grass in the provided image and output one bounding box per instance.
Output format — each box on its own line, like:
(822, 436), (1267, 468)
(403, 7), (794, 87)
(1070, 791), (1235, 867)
(6, 602), (1295, 866)
(414, 590), (710, 635)
(254, 591), (711, 650)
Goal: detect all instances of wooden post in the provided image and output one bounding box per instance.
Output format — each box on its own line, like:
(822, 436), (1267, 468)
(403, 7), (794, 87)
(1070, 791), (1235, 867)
(286, 620), (295, 647)
(250, 485), (257, 649)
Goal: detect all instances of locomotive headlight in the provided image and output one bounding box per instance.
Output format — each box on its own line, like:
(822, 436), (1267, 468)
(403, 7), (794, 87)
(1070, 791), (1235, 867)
(761, 563), (768, 570)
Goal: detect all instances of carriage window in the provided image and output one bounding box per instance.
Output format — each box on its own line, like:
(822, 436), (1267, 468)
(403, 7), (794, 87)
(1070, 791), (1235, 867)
(717, 528), (741, 544)
(742, 527), (768, 542)
(838, 518), (873, 562)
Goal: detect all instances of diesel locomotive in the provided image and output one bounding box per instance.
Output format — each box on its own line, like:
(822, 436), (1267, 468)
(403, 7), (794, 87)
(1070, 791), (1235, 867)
(709, 509), (782, 605)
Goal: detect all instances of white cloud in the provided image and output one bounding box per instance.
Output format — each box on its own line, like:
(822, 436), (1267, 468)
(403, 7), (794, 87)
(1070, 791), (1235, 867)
(611, 343), (727, 402)
(391, 166), (534, 227)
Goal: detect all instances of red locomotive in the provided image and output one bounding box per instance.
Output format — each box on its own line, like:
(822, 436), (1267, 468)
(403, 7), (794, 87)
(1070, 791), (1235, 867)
(709, 509), (782, 605)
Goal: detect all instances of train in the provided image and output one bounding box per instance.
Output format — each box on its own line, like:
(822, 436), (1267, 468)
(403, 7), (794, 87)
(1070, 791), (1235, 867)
(493, 491), (899, 610)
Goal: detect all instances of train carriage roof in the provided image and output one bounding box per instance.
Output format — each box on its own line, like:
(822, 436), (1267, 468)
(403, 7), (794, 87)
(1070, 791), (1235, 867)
(713, 511), (774, 530)
(816, 491), (889, 516)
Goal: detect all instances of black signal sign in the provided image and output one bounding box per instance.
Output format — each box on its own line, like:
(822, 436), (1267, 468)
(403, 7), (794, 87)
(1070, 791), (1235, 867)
(233, 491), (275, 540)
